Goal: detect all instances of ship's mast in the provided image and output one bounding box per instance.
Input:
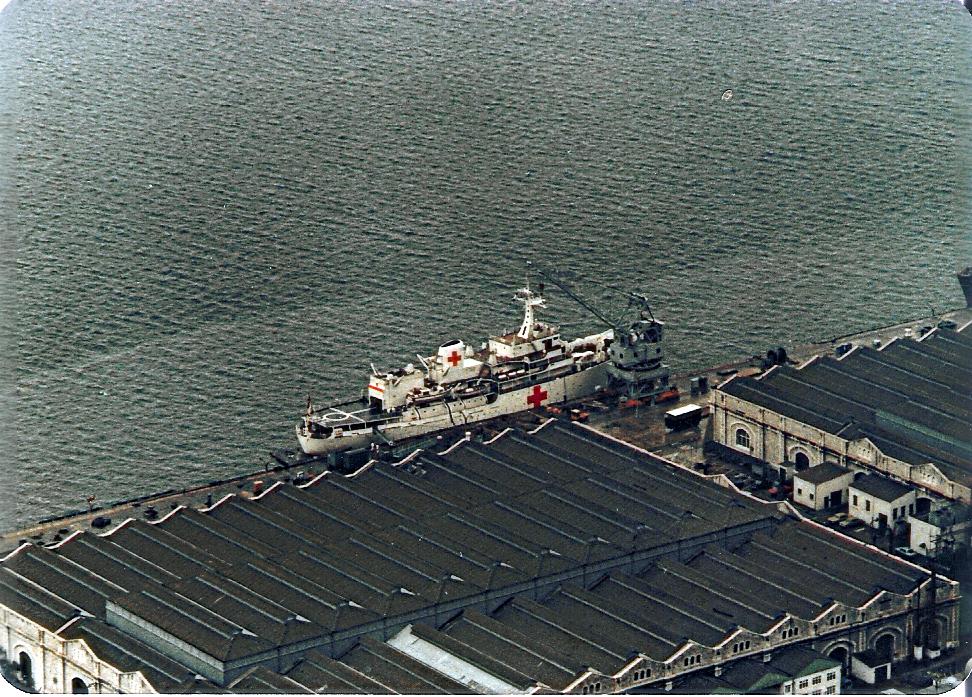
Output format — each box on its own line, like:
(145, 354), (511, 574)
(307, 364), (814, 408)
(515, 287), (546, 340)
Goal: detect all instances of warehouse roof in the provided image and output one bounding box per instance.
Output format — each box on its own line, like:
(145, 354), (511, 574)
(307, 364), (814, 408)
(720, 327), (972, 488)
(227, 666), (314, 694)
(58, 618), (196, 692)
(0, 422), (934, 693)
(349, 519), (927, 692)
(284, 650), (395, 694)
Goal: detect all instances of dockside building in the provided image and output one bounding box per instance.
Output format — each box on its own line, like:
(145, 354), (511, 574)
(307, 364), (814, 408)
(0, 422), (959, 693)
(711, 324), (972, 503)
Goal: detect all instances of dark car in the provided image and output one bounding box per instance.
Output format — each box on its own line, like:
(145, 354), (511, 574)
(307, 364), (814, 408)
(90, 516), (112, 529)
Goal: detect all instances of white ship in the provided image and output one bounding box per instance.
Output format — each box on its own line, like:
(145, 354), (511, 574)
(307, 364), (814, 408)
(296, 278), (668, 455)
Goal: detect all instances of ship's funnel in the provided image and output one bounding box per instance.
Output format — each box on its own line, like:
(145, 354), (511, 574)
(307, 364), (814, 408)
(438, 340), (467, 370)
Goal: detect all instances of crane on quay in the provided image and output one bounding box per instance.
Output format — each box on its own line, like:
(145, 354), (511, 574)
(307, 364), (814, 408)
(528, 262), (673, 403)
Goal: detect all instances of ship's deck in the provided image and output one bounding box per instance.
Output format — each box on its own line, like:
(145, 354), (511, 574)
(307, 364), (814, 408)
(312, 401), (383, 428)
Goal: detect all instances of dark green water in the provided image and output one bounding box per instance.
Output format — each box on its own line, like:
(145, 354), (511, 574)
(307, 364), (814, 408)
(1, 1), (970, 529)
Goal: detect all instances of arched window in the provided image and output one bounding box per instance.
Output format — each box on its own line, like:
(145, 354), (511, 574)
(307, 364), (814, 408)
(794, 452), (810, 470)
(72, 677), (89, 694)
(735, 428), (751, 449)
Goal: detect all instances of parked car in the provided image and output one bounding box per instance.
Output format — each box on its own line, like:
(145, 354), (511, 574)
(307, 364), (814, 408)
(90, 516), (112, 529)
(905, 673), (933, 688)
(894, 546), (919, 560)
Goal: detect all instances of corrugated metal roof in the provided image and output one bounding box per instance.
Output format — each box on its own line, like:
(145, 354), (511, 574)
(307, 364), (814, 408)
(0, 422), (931, 693)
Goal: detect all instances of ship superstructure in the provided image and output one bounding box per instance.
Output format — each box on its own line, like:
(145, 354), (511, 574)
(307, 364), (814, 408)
(297, 285), (628, 456)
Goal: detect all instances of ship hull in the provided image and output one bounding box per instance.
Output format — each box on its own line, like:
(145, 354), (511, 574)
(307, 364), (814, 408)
(296, 362), (609, 455)
(296, 428), (373, 456)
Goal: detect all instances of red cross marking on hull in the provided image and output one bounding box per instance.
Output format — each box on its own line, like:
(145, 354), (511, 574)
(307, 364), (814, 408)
(447, 350), (462, 367)
(527, 384), (549, 409)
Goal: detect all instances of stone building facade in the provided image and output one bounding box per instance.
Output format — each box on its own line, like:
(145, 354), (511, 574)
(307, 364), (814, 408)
(793, 464), (854, 511)
(2, 606), (158, 694)
(848, 475), (917, 529)
(712, 384), (970, 504)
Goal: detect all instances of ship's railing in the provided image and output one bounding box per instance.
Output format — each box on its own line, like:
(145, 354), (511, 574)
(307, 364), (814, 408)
(308, 397), (369, 416)
(496, 363), (578, 394)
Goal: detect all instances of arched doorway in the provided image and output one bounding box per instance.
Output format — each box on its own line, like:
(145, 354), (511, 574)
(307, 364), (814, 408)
(827, 646), (849, 669)
(794, 452), (810, 470)
(919, 618), (943, 650)
(17, 651), (33, 688)
(875, 633), (895, 661)
(72, 677), (89, 694)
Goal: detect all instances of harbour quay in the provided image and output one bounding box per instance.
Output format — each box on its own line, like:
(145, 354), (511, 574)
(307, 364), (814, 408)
(1, 307), (970, 694)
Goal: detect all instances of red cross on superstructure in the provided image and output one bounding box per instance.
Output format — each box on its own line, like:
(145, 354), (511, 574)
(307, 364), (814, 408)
(447, 350), (462, 367)
(527, 384), (548, 409)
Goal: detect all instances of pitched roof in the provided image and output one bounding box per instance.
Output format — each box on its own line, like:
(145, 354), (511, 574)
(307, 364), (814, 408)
(719, 327), (972, 488)
(719, 659), (789, 691)
(769, 645), (841, 678)
(228, 666), (314, 694)
(58, 618), (195, 692)
(850, 474), (914, 503)
(0, 423), (932, 692)
(795, 462), (851, 485)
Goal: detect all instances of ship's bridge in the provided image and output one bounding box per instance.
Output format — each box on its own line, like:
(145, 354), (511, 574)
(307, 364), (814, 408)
(488, 325), (562, 360)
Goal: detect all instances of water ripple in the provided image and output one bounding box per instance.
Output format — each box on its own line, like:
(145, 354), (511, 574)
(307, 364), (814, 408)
(1, 0), (970, 528)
